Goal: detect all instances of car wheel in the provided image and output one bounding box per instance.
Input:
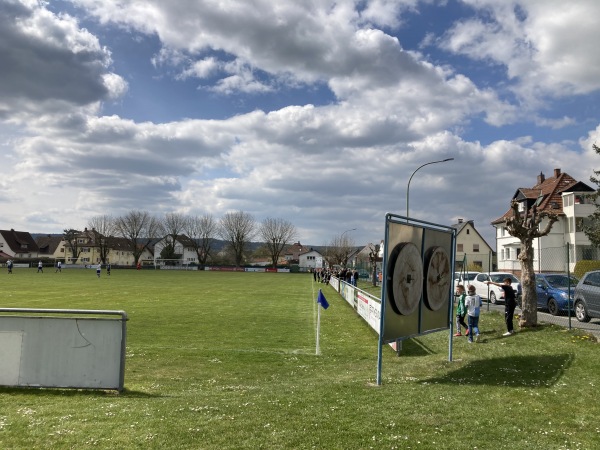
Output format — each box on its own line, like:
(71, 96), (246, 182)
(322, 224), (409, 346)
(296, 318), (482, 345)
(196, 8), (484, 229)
(574, 300), (591, 323)
(547, 298), (559, 316)
(489, 291), (497, 304)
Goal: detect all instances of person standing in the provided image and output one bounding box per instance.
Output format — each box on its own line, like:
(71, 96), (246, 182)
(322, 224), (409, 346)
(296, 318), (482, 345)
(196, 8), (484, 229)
(454, 284), (468, 336)
(37, 260), (43, 273)
(486, 278), (517, 336)
(106, 263), (111, 276)
(55, 261), (62, 273)
(7, 259), (13, 274)
(465, 285), (482, 343)
(96, 263), (101, 278)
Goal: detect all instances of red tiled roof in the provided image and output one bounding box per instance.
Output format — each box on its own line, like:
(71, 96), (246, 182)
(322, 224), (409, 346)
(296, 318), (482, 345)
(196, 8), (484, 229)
(491, 169), (586, 224)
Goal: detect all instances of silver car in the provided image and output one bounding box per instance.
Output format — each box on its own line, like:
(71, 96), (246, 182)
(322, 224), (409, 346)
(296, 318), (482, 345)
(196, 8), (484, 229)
(573, 270), (600, 322)
(469, 272), (521, 304)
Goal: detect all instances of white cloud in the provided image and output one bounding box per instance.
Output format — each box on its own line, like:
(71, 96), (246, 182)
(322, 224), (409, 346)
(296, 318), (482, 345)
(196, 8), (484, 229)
(0, 0), (598, 249)
(443, 0), (600, 99)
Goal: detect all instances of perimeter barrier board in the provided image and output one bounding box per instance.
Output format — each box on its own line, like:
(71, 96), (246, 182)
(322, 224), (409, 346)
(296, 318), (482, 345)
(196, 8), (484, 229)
(0, 308), (127, 392)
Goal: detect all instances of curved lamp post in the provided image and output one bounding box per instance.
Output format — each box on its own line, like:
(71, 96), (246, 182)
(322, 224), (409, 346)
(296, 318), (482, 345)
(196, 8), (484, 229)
(342, 228), (356, 240)
(406, 158), (454, 218)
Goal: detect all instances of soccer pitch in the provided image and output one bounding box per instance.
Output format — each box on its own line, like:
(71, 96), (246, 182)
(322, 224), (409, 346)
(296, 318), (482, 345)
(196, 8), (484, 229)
(1, 269), (599, 449)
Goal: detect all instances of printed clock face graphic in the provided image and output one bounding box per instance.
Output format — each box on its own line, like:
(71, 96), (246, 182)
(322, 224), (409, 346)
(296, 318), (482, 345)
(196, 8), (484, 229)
(387, 242), (423, 316)
(423, 246), (451, 311)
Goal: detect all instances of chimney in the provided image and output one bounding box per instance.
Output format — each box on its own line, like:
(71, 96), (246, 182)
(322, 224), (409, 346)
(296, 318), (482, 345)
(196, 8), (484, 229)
(537, 172), (545, 184)
(554, 168), (561, 178)
(458, 218), (463, 223)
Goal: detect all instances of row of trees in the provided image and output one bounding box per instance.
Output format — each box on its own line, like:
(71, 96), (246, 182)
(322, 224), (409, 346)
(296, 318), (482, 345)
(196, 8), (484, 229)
(63, 211), (298, 268)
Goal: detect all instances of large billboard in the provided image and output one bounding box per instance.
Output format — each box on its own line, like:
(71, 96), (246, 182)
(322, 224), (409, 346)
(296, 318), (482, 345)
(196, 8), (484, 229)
(380, 214), (456, 343)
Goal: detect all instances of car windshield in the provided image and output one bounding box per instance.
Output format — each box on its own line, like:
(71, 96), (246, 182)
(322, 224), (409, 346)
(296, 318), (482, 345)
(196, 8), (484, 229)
(544, 275), (578, 287)
(490, 274), (518, 283)
(461, 273), (477, 281)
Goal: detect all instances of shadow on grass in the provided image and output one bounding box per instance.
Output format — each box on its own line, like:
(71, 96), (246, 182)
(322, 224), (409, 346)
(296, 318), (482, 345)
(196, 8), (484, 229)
(424, 353), (574, 387)
(0, 386), (161, 398)
(396, 337), (437, 356)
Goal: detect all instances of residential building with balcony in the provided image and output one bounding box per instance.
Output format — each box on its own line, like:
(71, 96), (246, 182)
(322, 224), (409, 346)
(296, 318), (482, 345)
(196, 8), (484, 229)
(491, 168), (596, 274)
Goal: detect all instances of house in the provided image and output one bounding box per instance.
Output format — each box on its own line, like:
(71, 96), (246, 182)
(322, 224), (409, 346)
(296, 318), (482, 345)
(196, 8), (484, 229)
(153, 234), (198, 265)
(56, 230), (153, 266)
(35, 235), (65, 261)
(284, 242), (308, 264)
(298, 249), (324, 269)
(0, 229), (39, 259)
(450, 219), (494, 272)
(347, 244), (375, 268)
(491, 168), (596, 273)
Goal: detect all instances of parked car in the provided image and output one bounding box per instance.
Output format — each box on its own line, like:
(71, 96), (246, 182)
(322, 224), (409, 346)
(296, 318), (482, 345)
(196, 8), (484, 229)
(454, 271), (478, 286)
(357, 269), (370, 280)
(534, 273), (578, 316)
(573, 270), (600, 322)
(469, 272), (521, 304)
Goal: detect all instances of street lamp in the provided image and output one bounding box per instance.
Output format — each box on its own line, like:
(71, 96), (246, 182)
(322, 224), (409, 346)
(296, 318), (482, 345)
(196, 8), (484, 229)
(406, 158), (454, 218)
(341, 228), (356, 240)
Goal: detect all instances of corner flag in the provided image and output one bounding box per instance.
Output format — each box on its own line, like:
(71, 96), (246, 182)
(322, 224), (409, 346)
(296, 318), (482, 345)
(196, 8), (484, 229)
(317, 289), (329, 309)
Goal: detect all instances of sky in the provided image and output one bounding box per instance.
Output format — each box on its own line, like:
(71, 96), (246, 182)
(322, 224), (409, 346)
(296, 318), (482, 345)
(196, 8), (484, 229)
(2, 0), (600, 250)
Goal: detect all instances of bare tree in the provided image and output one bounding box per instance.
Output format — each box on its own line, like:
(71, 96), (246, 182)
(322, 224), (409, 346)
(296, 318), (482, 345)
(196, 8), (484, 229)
(159, 212), (188, 260)
(115, 210), (160, 266)
(505, 200), (558, 328)
(368, 243), (382, 286)
(259, 217), (297, 267)
(185, 214), (218, 265)
(63, 228), (83, 263)
(329, 232), (356, 267)
(219, 211), (256, 267)
(319, 244), (334, 269)
(88, 215), (116, 264)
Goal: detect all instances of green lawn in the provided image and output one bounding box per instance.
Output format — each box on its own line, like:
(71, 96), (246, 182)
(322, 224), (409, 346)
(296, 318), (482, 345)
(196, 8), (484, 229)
(0, 269), (598, 449)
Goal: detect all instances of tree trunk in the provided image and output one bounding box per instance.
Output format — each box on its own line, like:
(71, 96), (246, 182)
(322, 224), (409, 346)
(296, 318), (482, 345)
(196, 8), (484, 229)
(518, 242), (538, 327)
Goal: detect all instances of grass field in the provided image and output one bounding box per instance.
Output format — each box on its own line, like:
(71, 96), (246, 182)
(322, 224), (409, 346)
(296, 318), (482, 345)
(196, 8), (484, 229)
(0, 269), (599, 449)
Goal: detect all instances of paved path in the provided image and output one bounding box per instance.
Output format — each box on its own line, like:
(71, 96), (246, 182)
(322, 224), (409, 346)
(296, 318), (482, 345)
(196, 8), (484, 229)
(483, 302), (600, 339)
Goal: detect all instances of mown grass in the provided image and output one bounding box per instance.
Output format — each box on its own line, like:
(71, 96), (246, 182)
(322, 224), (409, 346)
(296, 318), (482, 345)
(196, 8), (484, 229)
(0, 269), (599, 449)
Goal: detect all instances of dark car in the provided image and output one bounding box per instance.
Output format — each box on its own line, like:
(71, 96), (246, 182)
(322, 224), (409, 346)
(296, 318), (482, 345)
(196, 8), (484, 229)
(573, 270), (600, 322)
(534, 273), (578, 316)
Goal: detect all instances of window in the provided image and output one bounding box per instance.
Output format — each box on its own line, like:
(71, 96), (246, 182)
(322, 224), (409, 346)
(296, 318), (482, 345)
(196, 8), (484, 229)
(564, 195), (572, 207)
(466, 229), (470, 235)
(473, 243), (479, 252)
(457, 244), (463, 252)
(506, 248), (511, 260)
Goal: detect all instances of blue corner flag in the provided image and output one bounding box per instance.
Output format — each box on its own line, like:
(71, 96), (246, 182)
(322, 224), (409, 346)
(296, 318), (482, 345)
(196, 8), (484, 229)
(317, 289), (329, 309)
